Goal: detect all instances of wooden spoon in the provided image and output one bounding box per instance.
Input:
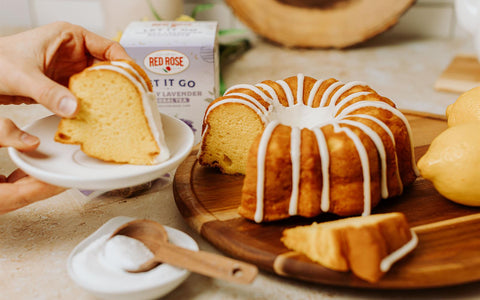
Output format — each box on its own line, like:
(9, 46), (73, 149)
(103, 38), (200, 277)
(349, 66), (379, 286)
(110, 219), (258, 284)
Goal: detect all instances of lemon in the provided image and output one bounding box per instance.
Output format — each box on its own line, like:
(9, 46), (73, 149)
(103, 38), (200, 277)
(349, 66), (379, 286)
(417, 123), (480, 206)
(446, 86), (480, 127)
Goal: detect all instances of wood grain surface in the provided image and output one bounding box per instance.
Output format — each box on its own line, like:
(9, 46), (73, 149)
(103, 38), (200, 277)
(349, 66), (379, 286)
(173, 115), (480, 289)
(224, 0), (415, 48)
(435, 54), (480, 94)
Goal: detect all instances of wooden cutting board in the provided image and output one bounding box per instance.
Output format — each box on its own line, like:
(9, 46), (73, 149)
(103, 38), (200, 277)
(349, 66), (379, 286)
(173, 114), (480, 289)
(435, 54), (480, 94)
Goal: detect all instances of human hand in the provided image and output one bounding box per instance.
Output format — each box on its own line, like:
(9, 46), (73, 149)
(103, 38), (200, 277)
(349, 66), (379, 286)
(0, 118), (65, 214)
(0, 21), (131, 117)
(0, 22), (131, 213)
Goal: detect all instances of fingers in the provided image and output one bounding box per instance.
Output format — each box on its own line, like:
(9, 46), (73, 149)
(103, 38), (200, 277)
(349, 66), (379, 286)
(0, 118), (39, 151)
(7, 169), (28, 182)
(83, 28), (132, 61)
(0, 174), (65, 214)
(0, 95), (36, 105)
(20, 71), (78, 118)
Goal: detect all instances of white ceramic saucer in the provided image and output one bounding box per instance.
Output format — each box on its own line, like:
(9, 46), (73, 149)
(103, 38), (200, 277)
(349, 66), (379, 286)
(8, 114), (194, 190)
(67, 216), (198, 300)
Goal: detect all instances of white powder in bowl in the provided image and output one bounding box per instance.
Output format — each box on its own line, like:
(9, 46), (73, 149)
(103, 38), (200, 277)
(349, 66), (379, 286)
(101, 235), (154, 271)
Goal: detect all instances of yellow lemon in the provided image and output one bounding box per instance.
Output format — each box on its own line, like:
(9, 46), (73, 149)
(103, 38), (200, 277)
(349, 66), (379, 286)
(446, 86), (480, 127)
(417, 123), (480, 206)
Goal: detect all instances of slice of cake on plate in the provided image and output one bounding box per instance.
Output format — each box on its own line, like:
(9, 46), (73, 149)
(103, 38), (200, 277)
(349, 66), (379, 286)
(55, 60), (169, 165)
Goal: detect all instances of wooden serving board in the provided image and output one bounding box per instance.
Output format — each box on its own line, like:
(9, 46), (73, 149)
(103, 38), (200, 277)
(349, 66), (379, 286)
(173, 115), (480, 289)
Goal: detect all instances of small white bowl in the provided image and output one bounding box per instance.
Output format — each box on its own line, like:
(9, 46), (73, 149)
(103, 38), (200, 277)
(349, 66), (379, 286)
(67, 216), (198, 300)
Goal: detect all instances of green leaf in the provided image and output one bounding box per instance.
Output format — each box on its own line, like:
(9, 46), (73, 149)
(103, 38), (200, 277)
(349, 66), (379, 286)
(147, 0), (162, 20)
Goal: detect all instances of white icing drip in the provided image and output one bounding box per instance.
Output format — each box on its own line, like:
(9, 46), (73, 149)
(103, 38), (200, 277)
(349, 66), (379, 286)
(111, 61), (149, 92)
(276, 80), (295, 107)
(205, 99), (269, 124)
(333, 91), (372, 116)
(339, 119), (389, 199)
(312, 127), (330, 212)
(380, 230), (418, 272)
(334, 123), (371, 216)
(196, 124), (209, 160)
(296, 74), (304, 105)
(256, 83), (279, 106)
(266, 103), (334, 129)
(338, 101), (420, 177)
(320, 81), (343, 107)
(289, 127), (301, 216)
(89, 63), (169, 163)
(225, 84), (272, 104)
(223, 93), (270, 115)
(329, 81), (367, 107)
(306, 79), (326, 107)
(255, 121), (280, 223)
(347, 114), (404, 193)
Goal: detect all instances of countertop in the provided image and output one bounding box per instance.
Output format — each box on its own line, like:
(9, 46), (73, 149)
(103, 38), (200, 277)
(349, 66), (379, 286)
(1, 34), (480, 299)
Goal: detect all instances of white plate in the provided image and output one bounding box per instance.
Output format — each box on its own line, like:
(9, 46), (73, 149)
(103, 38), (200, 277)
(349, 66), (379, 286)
(8, 114), (194, 190)
(67, 216), (198, 300)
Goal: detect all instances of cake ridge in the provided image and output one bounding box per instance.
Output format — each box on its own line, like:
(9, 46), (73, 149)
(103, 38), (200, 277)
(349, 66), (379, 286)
(306, 78), (326, 107)
(333, 122), (372, 216)
(340, 119), (389, 198)
(255, 120), (280, 223)
(337, 100), (420, 177)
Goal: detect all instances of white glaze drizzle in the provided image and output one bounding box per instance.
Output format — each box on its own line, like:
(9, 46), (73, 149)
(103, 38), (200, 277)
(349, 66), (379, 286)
(225, 84), (272, 104)
(339, 119), (389, 198)
(312, 127), (330, 212)
(329, 81), (367, 107)
(334, 91), (372, 116)
(296, 74), (305, 105)
(226, 93), (271, 114)
(111, 61), (149, 92)
(256, 83), (280, 106)
(204, 98), (270, 124)
(333, 123), (371, 216)
(306, 79), (325, 107)
(276, 80), (296, 107)
(347, 114), (404, 193)
(289, 126), (301, 215)
(337, 100), (420, 177)
(319, 81), (343, 107)
(380, 230), (418, 272)
(255, 121), (280, 223)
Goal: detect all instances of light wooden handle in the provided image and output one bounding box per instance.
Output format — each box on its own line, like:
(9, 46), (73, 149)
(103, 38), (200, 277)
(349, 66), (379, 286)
(154, 242), (258, 284)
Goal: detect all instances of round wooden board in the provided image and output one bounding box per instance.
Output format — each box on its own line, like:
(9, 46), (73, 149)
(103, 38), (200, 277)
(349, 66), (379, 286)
(224, 0), (415, 48)
(173, 130), (480, 289)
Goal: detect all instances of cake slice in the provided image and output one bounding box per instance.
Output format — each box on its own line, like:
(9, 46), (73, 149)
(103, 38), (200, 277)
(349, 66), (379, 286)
(281, 212), (417, 283)
(55, 60), (169, 165)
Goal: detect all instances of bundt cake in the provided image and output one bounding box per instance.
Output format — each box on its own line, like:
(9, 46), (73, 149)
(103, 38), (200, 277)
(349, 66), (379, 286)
(55, 60), (170, 165)
(198, 74), (419, 222)
(281, 212), (418, 283)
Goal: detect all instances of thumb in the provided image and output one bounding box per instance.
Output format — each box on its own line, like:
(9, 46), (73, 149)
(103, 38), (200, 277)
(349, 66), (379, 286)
(24, 72), (78, 118)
